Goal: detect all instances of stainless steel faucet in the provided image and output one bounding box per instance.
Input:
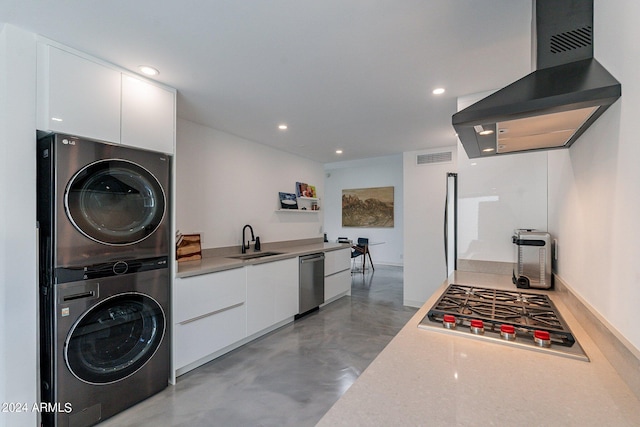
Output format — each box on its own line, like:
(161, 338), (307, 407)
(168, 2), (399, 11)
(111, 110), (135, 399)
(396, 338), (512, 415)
(242, 224), (255, 254)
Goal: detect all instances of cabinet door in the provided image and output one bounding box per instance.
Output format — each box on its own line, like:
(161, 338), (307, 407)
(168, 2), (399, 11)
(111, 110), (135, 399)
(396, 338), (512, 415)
(121, 74), (176, 154)
(37, 44), (121, 143)
(273, 258), (299, 323)
(246, 258), (298, 336)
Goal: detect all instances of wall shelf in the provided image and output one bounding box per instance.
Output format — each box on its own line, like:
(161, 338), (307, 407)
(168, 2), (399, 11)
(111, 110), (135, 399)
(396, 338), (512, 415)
(275, 209), (319, 213)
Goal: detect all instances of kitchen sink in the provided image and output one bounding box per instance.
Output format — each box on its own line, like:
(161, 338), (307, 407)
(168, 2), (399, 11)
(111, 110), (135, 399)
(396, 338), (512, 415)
(226, 251), (284, 260)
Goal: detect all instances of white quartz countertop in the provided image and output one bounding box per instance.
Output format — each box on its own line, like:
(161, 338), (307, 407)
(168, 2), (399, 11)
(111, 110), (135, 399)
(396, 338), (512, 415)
(176, 242), (349, 278)
(317, 271), (640, 426)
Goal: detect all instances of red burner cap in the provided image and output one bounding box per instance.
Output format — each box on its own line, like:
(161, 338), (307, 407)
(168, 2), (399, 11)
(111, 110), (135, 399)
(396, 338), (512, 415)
(443, 314), (456, 323)
(500, 324), (515, 334)
(534, 330), (551, 341)
(470, 319), (484, 328)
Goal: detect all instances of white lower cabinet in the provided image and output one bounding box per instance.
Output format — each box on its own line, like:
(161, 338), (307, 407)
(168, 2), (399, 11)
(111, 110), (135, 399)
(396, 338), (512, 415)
(324, 248), (352, 302)
(173, 267), (246, 371)
(246, 258), (299, 337)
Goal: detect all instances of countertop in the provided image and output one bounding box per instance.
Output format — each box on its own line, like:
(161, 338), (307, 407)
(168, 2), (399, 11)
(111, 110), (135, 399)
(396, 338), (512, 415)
(317, 271), (640, 426)
(176, 242), (350, 278)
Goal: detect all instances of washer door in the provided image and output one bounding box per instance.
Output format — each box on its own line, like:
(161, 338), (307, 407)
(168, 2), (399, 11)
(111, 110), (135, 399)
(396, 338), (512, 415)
(65, 159), (166, 246)
(65, 293), (166, 384)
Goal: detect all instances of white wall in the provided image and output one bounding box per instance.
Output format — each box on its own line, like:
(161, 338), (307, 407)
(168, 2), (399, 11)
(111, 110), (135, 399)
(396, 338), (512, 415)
(176, 118), (325, 248)
(547, 0), (640, 354)
(457, 142), (548, 263)
(0, 25), (39, 427)
(455, 92), (548, 265)
(323, 155), (403, 265)
(403, 147), (457, 307)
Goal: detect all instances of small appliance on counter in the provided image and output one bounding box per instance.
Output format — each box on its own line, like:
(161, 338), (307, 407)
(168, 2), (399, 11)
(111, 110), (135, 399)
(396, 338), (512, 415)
(512, 229), (553, 289)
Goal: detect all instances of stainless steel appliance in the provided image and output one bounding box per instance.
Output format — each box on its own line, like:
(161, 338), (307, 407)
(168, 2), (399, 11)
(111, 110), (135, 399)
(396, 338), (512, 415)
(297, 253), (325, 317)
(37, 133), (171, 273)
(37, 133), (171, 426)
(453, 0), (621, 158)
(512, 229), (552, 289)
(418, 284), (588, 361)
(42, 267), (169, 427)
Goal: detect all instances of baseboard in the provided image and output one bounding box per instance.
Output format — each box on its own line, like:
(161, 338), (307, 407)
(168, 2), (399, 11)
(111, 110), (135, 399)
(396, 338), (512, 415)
(555, 274), (640, 400)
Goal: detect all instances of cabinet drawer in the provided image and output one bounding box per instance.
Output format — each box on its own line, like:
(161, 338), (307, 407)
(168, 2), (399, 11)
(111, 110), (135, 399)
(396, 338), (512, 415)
(324, 248), (351, 276)
(174, 303), (246, 370)
(325, 269), (351, 301)
(174, 268), (246, 323)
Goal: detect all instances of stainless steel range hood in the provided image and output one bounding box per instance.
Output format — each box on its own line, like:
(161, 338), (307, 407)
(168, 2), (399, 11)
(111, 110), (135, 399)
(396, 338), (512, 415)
(453, 0), (621, 158)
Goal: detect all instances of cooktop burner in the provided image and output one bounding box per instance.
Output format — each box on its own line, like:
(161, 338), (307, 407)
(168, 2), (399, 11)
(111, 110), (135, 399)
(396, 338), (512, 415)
(418, 284), (588, 361)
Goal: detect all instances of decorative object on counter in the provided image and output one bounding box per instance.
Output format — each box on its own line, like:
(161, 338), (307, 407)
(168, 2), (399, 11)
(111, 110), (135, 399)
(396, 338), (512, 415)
(176, 233), (202, 262)
(311, 201), (319, 210)
(342, 186), (394, 228)
(512, 229), (553, 289)
(296, 181), (316, 198)
(279, 192), (298, 209)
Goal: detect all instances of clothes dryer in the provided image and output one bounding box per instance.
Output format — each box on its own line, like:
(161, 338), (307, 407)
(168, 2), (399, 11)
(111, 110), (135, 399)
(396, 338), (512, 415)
(37, 133), (171, 283)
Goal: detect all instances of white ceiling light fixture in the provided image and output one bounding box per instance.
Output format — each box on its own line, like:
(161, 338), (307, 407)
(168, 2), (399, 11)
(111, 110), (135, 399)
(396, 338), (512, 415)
(432, 87), (445, 95)
(138, 65), (159, 76)
(278, 124), (288, 130)
(335, 149), (343, 154)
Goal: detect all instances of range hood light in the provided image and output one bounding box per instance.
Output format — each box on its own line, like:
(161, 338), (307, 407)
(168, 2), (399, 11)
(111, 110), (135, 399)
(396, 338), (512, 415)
(473, 125), (495, 136)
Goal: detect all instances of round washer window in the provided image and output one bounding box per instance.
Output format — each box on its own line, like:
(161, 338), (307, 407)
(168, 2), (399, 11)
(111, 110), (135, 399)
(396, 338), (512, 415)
(65, 293), (166, 384)
(65, 159), (165, 245)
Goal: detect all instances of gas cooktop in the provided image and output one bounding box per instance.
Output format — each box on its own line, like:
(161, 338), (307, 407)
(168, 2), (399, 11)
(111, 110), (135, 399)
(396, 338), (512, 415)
(418, 284), (588, 361)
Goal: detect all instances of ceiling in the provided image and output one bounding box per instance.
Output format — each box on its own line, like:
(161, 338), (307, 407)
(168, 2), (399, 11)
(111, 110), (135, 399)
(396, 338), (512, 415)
(2, 1), (532, 163)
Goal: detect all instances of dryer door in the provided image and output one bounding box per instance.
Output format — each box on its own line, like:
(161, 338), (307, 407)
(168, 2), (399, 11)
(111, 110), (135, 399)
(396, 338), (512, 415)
(65, 292), (166, 384)
(65, 159), (166, 246)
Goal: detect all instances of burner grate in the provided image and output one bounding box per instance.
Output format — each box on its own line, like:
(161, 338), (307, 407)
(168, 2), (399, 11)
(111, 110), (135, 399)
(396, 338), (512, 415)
(426, 284), (575, 347)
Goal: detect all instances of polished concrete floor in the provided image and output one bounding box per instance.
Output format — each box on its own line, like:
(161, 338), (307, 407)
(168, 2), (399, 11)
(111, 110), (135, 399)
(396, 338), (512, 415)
(101, 265), (416, 427)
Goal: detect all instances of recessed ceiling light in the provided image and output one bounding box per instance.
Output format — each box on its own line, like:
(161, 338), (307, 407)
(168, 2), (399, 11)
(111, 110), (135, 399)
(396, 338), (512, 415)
(432, 87), (445, 95)
(138, 65), (159, 76)
(336, 150), (343, 154)
(479, 129), (494, 136)
(482, 148), (495, 152)
(278, 124), (288, 130)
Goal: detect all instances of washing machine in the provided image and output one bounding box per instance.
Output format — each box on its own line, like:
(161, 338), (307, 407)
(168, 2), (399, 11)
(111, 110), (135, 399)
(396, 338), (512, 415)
(40, 265), (169, 427)
(37, 133), (171, 283)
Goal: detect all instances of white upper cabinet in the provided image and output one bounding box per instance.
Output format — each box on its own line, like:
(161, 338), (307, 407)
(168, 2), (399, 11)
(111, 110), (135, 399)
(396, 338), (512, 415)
(121, 74), (175, 154)
(37, 44), (121, 143)
(36, 41), (176, 153)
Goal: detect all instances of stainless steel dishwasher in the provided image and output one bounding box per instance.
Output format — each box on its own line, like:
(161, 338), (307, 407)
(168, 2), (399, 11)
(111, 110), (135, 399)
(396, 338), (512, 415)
(297, 253), (325, 317)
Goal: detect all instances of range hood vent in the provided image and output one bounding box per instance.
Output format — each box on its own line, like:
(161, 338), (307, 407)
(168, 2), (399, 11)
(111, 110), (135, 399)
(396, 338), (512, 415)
(453, 0), (621, 159)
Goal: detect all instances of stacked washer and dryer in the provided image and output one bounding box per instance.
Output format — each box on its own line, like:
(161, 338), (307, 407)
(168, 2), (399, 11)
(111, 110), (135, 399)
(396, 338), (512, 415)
(37, 133), (171, 427)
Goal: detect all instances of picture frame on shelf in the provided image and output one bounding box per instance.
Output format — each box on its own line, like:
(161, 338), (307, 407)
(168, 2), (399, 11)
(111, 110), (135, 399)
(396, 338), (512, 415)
(296, 181), (316, 198)
(279, 192), (299, 209)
